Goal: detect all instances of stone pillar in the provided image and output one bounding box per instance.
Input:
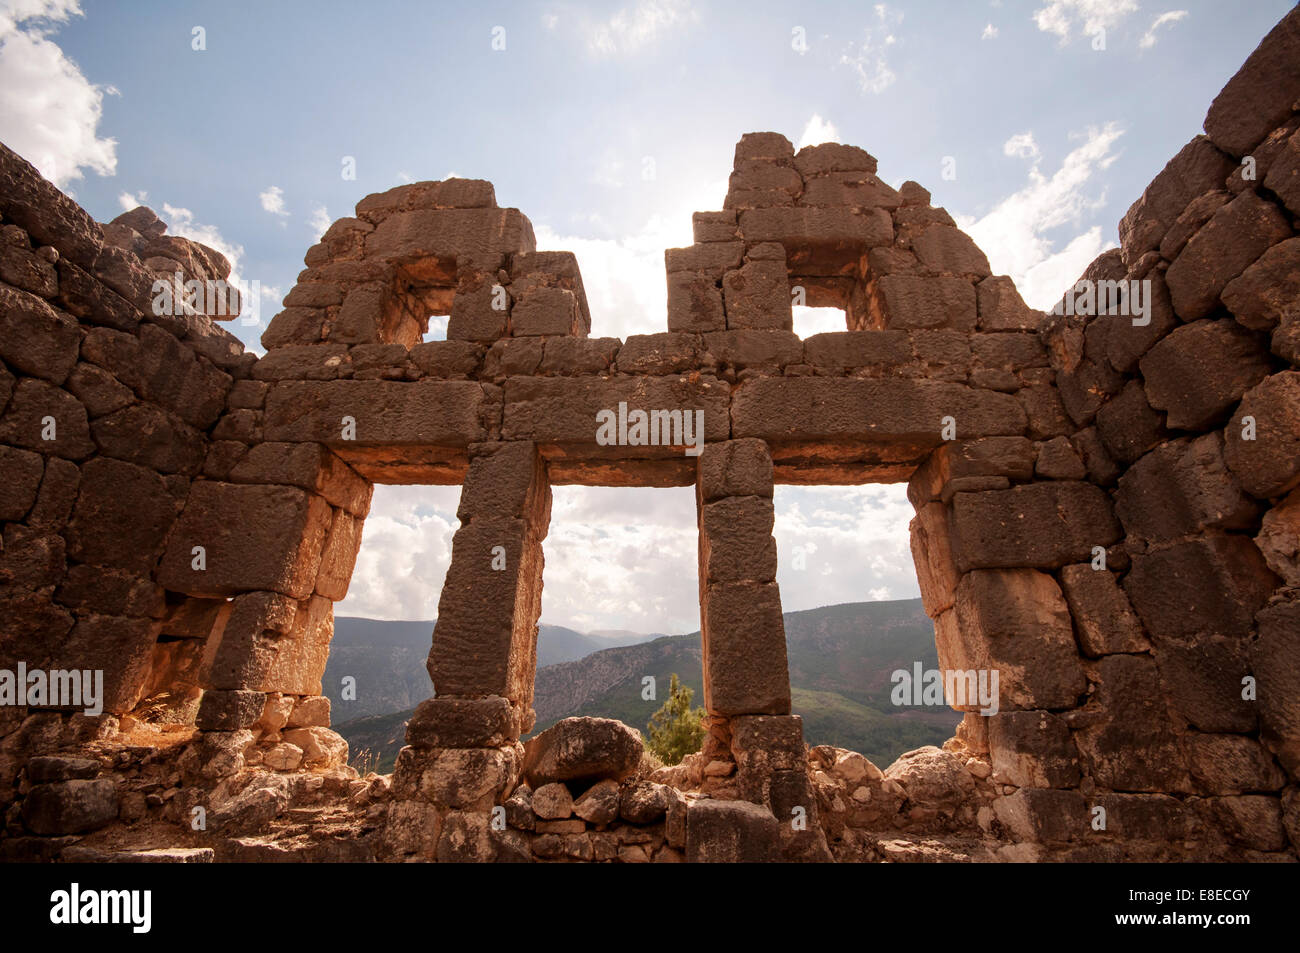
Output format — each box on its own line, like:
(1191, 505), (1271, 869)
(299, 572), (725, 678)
(426, 440), (550, 727)
(694, 439), (829, 859)
(696, 438), (791, 726)
(383, 441), (547, 861)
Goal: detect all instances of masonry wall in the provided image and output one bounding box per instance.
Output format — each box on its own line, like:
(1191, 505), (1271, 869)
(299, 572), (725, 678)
(0, 6), (1297, 863)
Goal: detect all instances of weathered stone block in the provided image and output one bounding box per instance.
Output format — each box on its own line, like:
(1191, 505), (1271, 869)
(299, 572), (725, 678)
(1115, 433), (1259, 542)
(196, 689), (266, 730)
(873, 274), (976, 331)
(737, 206), (892, 254)
(909, 501), (960, 617)
(364, 207), (535, 271)
(685, 798), (780, 862)
(1072, 655), (1191, 792)
(1058, 564), (1149, 657)
(92, 404), (204, 475)
(799, 171), (901, 209)
(264, 380), (488, 446)
(976, 276), (1043, 331)
(1124, 534), (1277, 643)
(699, 495), (777, 585)
(802, 330), (911, 369)
(1251, 596), (1300, 778)
(1203, 5), (1300, 156)
(457, 441), (547, 523)
(666, 271), (726, 333)
(22, 779), (118, 835)
(949, 482), (1121, 571)
(1256, 488), (1300, 586)
(793, 142), (876, 176)
(702, 581), (791, 716)
(1186, 734), (1286, 795)
(909, 226), (991, 279)
(0, 445), (43, 520)
(502, 375), (729, 448)
(907, 436), (1036, 508)
(157, 482), (332, 599)
(539, 336), (619, 376)
(722, 257), (791, 331)
(987, 710), (1080, 788)
(511, 286), (582, 337)
(522, 716), (642, 786)
(1222, 236), (1300, 331)
(991, 788), (1087, 844)
(1118, 136), (1236, 264)
(1094, 380), (1167, 466)
(946, 569), (1087, 710)
(697, 438), (773, 502)
(733, 378), (1027, 444)
(1165, 191), (1291, 320)
(427, 517), (544, 702)
(616, 333), (701, 375)
(0, 378), (94, 459)
(692, 211), (738, 243)
(1223, 371), (1300, 498)
(1140, 319), (1273, 430)
(702, 329), (802, 368)
(65, 458), (176, 573)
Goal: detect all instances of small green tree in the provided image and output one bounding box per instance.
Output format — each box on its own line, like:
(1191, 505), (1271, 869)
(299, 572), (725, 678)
(645, 673), (706, 766)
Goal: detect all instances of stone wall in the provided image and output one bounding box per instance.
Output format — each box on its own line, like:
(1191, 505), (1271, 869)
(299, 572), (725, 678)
(0, 6), (1297, 863)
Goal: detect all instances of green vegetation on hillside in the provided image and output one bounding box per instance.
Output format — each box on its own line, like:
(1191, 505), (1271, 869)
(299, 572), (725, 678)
(333, 599), (962, 774)
(645, 674), (706, 765)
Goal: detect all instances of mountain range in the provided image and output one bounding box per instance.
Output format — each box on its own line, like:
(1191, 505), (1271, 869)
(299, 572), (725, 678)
(326, 599), (960, 774)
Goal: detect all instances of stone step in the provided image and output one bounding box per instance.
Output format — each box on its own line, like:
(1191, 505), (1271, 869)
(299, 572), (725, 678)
(60, 845), (215, 863)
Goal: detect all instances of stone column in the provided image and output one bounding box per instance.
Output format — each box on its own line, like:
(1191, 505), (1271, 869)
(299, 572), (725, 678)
(696, 438), (791, 724)
(384, 440), (548, 861)
(425, 440), (550, 726)
(695, 438), (829, 860)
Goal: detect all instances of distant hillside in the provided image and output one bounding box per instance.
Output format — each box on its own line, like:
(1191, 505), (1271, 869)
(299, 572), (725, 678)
(324, 617), (646, 721)
(332, 600), (961, 772)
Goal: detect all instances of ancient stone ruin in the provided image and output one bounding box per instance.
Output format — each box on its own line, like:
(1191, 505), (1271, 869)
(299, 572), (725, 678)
(1, 8), (1298, 864)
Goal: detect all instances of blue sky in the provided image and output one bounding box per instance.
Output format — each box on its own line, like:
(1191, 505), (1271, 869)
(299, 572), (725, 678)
(2, 0), (1292, 631)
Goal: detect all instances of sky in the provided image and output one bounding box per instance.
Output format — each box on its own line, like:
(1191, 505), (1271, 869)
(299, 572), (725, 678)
(1, 0), (1291, 633)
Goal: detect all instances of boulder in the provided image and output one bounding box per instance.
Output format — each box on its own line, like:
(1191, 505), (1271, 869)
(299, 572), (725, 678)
(522, 716), (643, 786)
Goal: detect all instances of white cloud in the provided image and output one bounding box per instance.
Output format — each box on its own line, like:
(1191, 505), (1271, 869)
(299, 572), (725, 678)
(542, 12), (558, 30)
(334, 485), (461, 621)
(584, 0), (697, 58)
(532, 172), (725, 340)
(0, 0), (117, 189)
(1003, 131), (1041, 160)
(308, 204), (331, 239)
(840, 3), (902, 95)
(797, 114), (841, 150)
(982, 23), (999, 40)
(259, 184), (289, 217)
(117, 189), (146, 210)
(1139, 10), (1187, 49)
(954, 123), (1124, 310)
(792, 306), (850, 336)
(338, 483), (923, 632)
(541, 486), (700, 633)
(774, 485), (919, 614)
(1033, 0), (1138, 42)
